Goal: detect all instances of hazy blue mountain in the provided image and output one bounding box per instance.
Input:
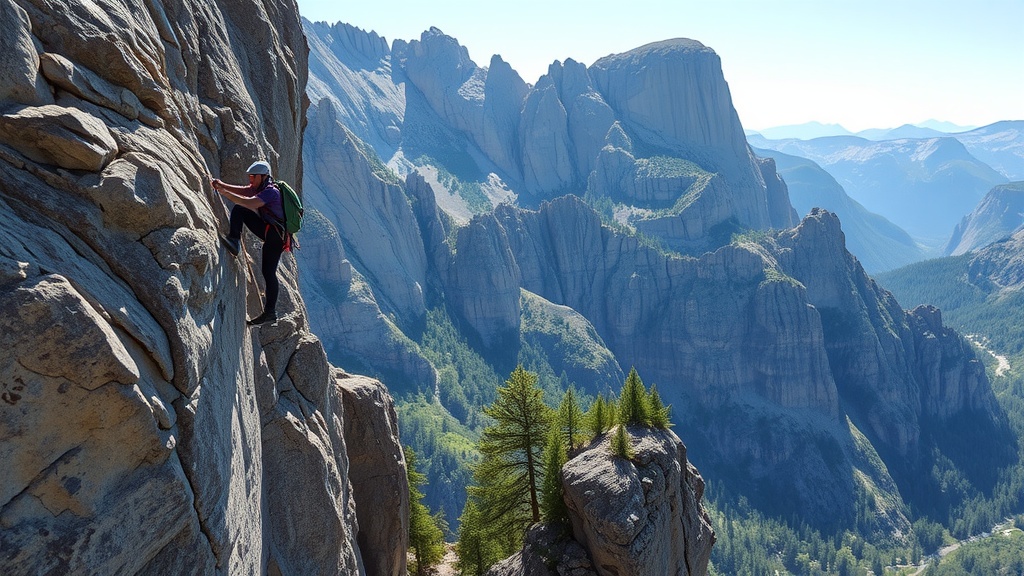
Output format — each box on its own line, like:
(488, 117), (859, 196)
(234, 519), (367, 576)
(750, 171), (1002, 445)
(751, 120), (975, 142)
(753, 146), (925, 272)
(944, 181), (1024, 255)
(751, 134), (1008, 246)
(949, 121), (1024, 180)
(753, 121), (853, 140)
(918, 119), (977, 133)
(864, 124), (946, 140)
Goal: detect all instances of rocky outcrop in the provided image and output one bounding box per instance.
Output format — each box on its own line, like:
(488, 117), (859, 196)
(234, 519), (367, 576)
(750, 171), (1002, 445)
(485, 524), (597, 576)
(944, 181), (1024, 256)
(487, 428), (714, 576)
(338, 373), (410, 576)
(589, 39), (795, 234)
(0, 1), (407, 574)
(908, 305), (995, 420)
(562, 427), (714, 576)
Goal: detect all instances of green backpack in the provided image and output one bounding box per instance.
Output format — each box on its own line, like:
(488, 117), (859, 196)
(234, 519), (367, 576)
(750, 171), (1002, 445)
(275, 180), (303, 235)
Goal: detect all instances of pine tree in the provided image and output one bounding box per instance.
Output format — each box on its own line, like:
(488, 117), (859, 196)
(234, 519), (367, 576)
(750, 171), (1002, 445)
(455, 499), (503, 576)
(618, 367), (650, 426)
(406, 447), (446, 576)
(557, 387), (585, 450)
(648, 384), (672, 429)
(474, 365), (552, 540)
(611, 424), (634, 459)
(586, 393), (609, 437)
(541, 427), (568, 524)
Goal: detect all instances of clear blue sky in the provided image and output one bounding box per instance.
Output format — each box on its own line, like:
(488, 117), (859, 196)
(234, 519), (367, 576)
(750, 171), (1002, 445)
(295, 0), (1023, 131)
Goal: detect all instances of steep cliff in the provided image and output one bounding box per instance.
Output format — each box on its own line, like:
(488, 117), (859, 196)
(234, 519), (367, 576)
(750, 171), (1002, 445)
(0, 1), (406, 573)
(297, 97), (439, 394)
(944, 181), (1024, 256)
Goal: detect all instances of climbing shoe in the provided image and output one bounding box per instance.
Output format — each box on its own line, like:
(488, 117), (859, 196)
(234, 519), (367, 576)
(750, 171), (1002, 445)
(220, 235), (240, 257)
(247, 310), (277, 326)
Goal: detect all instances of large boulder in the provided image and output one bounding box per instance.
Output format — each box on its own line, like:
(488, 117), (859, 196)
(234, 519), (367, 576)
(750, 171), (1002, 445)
(561, 427), (715, 576)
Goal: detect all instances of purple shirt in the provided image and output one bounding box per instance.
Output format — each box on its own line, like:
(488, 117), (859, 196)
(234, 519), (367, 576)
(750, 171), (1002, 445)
(257, 182), (284, 224)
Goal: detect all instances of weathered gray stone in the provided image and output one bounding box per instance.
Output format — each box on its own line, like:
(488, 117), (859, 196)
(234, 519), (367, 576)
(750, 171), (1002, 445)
(448, 212), (523, 351)
(338, 374), (409, 576)
(0, 274), (139, 390)
(0, 0), (51, 106)
(39, 52), (149, 123)
(0, 104), (117, 171)
(303, 99), (428, 326)
(560, 428), (714, 576)
(486, 524), (597, 576)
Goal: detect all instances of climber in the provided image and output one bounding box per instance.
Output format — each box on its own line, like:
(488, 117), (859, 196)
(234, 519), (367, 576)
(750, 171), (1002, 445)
(211, 160), (286, 326)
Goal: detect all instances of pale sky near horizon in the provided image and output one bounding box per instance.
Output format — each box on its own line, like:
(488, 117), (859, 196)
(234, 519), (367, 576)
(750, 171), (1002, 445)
(295, 0), (1023, 132)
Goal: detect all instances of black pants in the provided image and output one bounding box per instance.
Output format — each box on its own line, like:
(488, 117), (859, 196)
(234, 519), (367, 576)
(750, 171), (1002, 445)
(228, 206), (284, 314)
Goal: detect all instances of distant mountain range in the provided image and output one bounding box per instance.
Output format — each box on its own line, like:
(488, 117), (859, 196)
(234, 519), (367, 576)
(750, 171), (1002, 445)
(746, 120), (978, 141)
(753, 146), (924, 272)
(748, 131), (1012, 247)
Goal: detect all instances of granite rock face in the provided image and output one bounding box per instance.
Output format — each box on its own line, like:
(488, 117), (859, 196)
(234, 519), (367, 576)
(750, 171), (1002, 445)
(304, 98), (428, 326)
(298, 97), (439, 391)
(0, 1), (407, 574)
(305, 25), (796, 252)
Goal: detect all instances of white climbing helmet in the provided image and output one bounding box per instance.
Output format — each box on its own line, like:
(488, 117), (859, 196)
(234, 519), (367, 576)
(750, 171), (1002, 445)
(246, 160), (271, 176)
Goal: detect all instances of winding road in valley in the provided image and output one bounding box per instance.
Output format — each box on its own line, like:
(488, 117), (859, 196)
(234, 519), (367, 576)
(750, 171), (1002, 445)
(966, 335), (1011, 377)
